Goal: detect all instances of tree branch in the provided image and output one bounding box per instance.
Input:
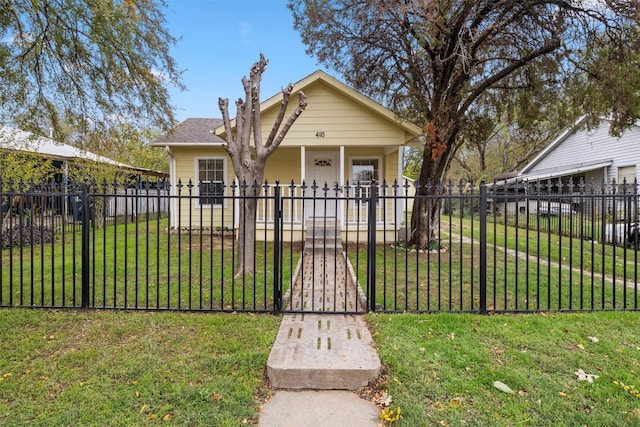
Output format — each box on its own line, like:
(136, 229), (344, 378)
(461, 38), (561, 115)
(264, 91), (307, 158)
(264, 83), (293, 150)
(218, 97), (233, 145)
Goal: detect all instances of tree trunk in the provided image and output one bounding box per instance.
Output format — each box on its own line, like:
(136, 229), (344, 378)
(409, 155), (448, 248)
(218, 55), (307, 278)
(409, 120), (459, 247)
(233, 173), (264, 278)
(235, 195), (258, 279)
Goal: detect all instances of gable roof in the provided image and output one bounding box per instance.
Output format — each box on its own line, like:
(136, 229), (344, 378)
(153, 118), (225, 146)
(215, 70), (423, 141)
(514, 116), (640, 183)
(519, 116), (590, 175)
(154, 71), (423, 148)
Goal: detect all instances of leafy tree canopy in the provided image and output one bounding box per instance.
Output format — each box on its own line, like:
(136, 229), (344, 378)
(289, 0), (640, 245)
(0, 0), (183, 139)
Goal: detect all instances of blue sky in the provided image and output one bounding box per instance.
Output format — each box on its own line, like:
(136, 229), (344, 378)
(163, 0), (332, 122)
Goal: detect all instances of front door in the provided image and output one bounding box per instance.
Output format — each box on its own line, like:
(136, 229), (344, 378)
(304, 151), (338, 220)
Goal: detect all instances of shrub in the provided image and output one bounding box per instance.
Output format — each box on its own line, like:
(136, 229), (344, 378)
(1, 225), (55, 248)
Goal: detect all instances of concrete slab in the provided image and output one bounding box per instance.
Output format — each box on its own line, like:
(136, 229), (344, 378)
(266, 313), (381, 389)
(258, 390), (381, 427)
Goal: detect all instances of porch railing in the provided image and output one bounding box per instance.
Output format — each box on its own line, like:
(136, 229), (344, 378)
(255, 181), (411, 226)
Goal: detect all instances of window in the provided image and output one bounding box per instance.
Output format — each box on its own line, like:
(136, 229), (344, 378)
(197, 158), (226, 206)
(352, 158), (379, 184)
(350, 157), (381, 202)
(617, 165), (637, 194)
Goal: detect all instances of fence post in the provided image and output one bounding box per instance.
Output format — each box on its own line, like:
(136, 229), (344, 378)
(479, 180), (487, 314)
(367, 182), (377, 312)
(81, 183), (90, 308)
(273, 183), (282, 314)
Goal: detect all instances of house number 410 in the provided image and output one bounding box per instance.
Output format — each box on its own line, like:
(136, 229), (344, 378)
(316, 131), (325, 138)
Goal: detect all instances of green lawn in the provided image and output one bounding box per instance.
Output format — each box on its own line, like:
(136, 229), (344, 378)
(1, 218), (300, 311)
(0, 309), (280, 426)
(1, 309), (640, 426)
(346, 215), (640, 312)
(368, 311), (640, 426)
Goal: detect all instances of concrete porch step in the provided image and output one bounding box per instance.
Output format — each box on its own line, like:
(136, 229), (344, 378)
(266, 313), (381, 390)
(304, 218), (343, 251)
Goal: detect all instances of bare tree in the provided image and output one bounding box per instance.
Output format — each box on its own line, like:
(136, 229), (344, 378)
(290, 0), (640, 246)
(218, 55), (307, 276)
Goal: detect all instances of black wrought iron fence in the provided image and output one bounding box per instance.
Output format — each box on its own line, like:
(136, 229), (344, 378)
(1, 177), (638, 313)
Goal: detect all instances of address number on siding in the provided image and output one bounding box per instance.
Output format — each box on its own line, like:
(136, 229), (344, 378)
(316, 131), (325, 138)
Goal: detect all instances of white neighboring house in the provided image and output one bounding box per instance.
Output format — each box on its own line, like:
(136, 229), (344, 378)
(0, 126), (168, 218)
(517, 116), (640, 188)
(492, 117), (639, 219)
(0, 126), (154, 172)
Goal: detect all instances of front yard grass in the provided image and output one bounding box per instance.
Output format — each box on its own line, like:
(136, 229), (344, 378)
(2, 309), (640, 426)
(0, 309), (280, 426)
(368, 311), (640, 426)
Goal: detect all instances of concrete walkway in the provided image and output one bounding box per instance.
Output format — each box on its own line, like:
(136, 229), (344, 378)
(259, 245), (382, 427)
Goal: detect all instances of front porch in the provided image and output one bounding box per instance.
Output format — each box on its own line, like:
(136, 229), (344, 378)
(250, 181), (412, 242)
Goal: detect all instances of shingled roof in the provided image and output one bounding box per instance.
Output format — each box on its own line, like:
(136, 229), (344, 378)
(153, 118), (225, 145)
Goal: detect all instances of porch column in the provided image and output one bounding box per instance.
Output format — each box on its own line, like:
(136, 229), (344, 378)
(300, 146), (306, 183)
(339, 145), (345, 226)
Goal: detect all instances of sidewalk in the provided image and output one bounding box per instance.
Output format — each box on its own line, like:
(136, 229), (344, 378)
(258, 249), (382, 426)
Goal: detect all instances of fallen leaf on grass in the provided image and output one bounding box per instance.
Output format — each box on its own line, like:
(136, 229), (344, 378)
(493, 381), (515, 394)
(575, 369), (599, 383)
(376, 391), (392, 407)
(632, 408), (640, 419)
(450, 397), (462, 407)
(163, 413), (174, 421)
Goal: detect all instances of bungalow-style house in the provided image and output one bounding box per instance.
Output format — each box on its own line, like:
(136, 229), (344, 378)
(153, 70), (423, 240)
(492, 116), (639, 218)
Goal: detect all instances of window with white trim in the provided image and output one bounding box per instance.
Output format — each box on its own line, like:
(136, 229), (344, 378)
(352, 158), (379, 184)
(618, 165), (637, 194)
(350, 157), (381, 202)
(197, 158), (226, 206)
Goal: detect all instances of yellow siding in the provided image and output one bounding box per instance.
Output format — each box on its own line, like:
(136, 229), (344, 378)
(260, 82), (408, 147)
(172, 147), (234, 229)
(263, 147), (302, 183)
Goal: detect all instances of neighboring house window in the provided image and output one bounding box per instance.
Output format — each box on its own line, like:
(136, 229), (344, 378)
(618, 165), (637, 194)
(350, 157), (381, 201)
(196, 158), (226, 206)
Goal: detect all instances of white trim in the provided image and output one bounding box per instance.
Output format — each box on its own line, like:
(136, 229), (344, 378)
(520, 160), (613, 183)
(300, 146), (306, 183)
(518, 116), (589, 174)
(194, 156), (228, 209)
(339, 146), (345, 225)
(349, 155), (383, 183)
